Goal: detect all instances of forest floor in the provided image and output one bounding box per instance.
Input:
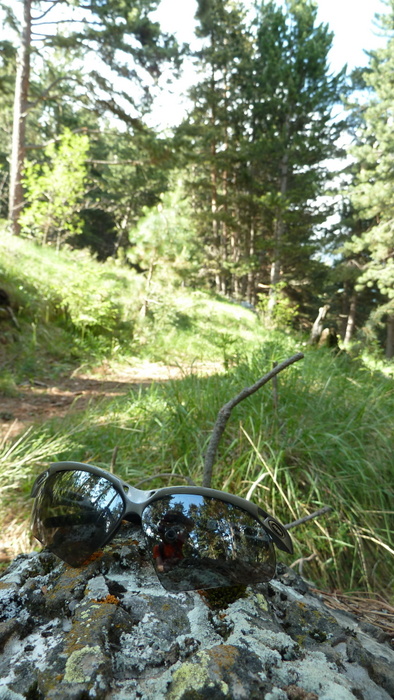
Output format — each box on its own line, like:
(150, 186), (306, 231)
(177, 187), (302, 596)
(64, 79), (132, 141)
(0, 359), (223, 443)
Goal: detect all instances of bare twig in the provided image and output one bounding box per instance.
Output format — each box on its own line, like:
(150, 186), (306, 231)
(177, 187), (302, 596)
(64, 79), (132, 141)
(202, 352), (304, 488)
(272, 361), (279, 412)
(135, 473), (197, 488)
(110, 446), (118, 474)
(285, 506), (333, 530)
(290, 552), (317, 576)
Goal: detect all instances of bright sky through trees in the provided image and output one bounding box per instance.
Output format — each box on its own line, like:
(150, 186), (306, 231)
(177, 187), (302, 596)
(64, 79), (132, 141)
(150, 0), (388, 128)
(154, 0), (387, 69)
(4, 0), (386, 130)
(315, 0), (387, 70)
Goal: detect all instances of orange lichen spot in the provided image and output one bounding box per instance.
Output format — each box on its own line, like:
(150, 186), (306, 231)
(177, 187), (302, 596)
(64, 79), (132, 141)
(208, 644), (240, 670)
(81, 550), (105, 566)
(92, 594), (120, 605)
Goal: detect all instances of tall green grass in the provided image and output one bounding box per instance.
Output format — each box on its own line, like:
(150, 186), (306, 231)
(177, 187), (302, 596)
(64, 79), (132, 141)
(1, 342), (392, 600)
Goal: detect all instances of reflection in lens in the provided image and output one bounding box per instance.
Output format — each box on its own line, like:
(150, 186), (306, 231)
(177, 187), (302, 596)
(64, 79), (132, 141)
(141, 495), (276, 591)
(31, 470), (125, 566)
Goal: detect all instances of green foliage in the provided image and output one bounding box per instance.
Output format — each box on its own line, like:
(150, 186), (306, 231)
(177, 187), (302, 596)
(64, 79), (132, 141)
(0, 370), (19, 397)
(132, 290), (267, 366)
(181, 0), (345, 312)
(0, 234), (140, 361)
(343, 6), (394, 342)
(0, 427), (75, 496)
(0, 234), (265, 372)
(257, 282), (299, 328)
(83, 126), (175, 259)
(20, 129), (90, 247)
(127, 176), (202, 285)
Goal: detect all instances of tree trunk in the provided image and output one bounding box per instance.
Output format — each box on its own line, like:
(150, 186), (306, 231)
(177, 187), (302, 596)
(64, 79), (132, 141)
(385, 314), (394, 359)
(309, 304), (330, 344)
(344, 292), (357, 346)
(267, 147), (289, 316)
(8, 0), (31, 235)
(209, 60), (221, 294)
(246, 220), (256, 305)
(267, 114), (290, 317)
(268, 217), (285, 314)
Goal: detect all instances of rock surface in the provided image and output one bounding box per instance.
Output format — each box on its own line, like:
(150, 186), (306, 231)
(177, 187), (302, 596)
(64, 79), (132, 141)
(0, 522), (393, 699)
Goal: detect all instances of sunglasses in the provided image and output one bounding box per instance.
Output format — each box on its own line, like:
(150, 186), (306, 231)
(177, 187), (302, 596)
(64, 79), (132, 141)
(30, 461), (293, 592)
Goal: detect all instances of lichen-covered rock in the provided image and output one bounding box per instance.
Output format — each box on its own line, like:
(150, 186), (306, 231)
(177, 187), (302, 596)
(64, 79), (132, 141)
(0, 522), (393, 699)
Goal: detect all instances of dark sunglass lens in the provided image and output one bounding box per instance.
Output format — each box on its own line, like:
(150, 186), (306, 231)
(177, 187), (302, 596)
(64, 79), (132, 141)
(31, 470), (125, 566)
(141, 495), (276, 591)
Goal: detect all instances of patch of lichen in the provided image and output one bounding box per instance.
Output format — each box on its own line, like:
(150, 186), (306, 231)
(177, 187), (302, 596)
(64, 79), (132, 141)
(0, 582), (16, 590)
(63, 600), (116, 654)
(91, 594), (120, 605)
(167, 650), (223, 700)
(80, 550), (105, 566)
(207, 644), (240, 670)
(63, 644), (105, 684)
(36, 596), (135, 697)
(43, 566), (86, 608)
(283, 600), (341, 649)
(198, 585), (248, 610)
(167, 645), (255, 699)
(295, 634), (307, 647)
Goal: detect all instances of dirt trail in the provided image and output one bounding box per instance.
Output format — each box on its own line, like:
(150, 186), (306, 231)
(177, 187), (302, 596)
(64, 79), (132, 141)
(0, 360), (222, 442)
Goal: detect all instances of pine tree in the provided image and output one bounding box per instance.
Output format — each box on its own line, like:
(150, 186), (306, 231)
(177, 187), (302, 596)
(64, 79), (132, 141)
(181, 0), (251, 296)
(239, 0), (345, 315)
(5, 0), (179, 234)
(181, 0), (345, 315)
(343, 1), (394, 356)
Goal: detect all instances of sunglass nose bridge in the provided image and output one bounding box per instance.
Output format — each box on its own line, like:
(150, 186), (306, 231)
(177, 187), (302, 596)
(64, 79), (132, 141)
(122, 483), (156, 504)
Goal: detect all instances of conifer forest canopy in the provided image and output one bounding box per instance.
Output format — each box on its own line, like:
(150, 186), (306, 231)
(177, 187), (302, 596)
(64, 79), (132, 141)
(2, 0), (394, 356)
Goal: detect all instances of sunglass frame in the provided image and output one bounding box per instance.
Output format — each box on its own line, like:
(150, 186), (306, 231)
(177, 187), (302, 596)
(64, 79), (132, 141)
(31, 461), (293, 554)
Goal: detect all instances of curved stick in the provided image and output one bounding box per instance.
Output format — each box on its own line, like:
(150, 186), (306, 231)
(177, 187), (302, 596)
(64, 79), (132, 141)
(202, 352), (304, 488)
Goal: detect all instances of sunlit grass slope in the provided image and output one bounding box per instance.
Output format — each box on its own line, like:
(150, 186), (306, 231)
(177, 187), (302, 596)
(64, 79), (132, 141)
(0, 233), (267, 376)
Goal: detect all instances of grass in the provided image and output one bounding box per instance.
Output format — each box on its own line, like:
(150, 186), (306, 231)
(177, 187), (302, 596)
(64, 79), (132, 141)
(1, 345), (393, 601)
(0, 233), (267, 376)
(0, 234), (393, 601)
